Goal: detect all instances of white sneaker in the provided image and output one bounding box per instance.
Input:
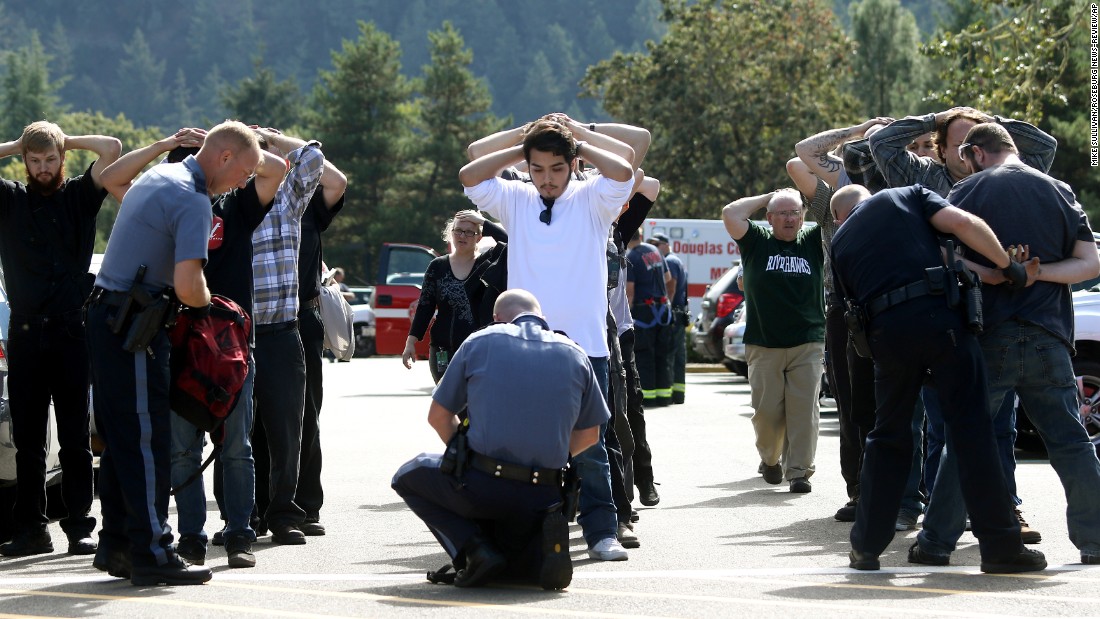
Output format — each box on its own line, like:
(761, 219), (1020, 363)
(588, 537), (628, 561)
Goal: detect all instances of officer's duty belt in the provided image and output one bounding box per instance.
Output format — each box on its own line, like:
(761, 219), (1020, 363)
(469, 452), (563, 486)
(87, 287), (129, 308)
(866, 279), (936, 320)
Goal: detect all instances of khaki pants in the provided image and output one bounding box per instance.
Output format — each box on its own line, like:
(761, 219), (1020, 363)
(745, 342), (824, 480)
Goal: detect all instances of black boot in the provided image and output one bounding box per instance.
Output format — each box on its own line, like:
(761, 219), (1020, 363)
(454, 536), (506, 588)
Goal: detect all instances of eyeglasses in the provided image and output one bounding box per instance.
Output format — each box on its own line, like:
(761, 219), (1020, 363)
(770, 210), (803, 219)
(539, 205), (553, 225)
(452, 228), (479, 238)
(958, 142), (977, 160)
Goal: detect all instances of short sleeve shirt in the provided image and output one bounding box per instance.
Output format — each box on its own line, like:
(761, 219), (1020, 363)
(736, 222), (824, 348)
(206, 177), (272, 317)
(626, 242), (668, 302)
(948, 163), (1092, 345)
(0, 162), (107, 314)
(96, 156), (211, 294)
(664, 252), (687, 306)
(432, 316), (610, 469)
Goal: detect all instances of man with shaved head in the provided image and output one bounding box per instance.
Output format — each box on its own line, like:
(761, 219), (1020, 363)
(722, 188), (826, 494)
(392, 288), (609, 590)
(829, 182), (1044, 574)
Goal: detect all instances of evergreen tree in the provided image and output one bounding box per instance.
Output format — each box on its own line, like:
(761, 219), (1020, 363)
(220, 60), (305, 129)
(389, 21), (504, 250)
(1, 32), (65, 140)
(849, 0), (929, 117)
(115, 29), (167, 128)
(311, 21), (413, 281)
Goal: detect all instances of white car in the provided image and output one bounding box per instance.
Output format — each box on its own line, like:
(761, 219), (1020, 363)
(347, 287), (376, 358)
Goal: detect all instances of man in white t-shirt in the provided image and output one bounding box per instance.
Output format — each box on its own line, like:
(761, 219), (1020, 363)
(459, 118), (635, 561)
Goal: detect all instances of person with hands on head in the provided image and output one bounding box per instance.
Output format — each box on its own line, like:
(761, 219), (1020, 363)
(460, 117), (634, 562)
(795, 117), (894, 189)
(0, 121), (121, 558)
(99, 128), (207, 201)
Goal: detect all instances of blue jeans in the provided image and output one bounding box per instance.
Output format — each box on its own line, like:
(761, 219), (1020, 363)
(171, 358), (257, 542)
(924, 385), (1019, 503)
(919, 322), (1100, 556)
(573, 356), (618, 546)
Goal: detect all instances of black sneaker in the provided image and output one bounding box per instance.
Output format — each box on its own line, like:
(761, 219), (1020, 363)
(835, 498), (857, 522)
(211, 525), (227, 546)
(538, 512), (572, 590)
(617, 522), (640, 549)
(130, 554), (212, 586)
(789, 477), (812, 493)
(907, 541), (949, 566)
(0, 530), (53, 557)
(981, 548), (1046, 574)
(299, 521), (326, 536)
(638, 481), (660, 506)
(175, 534), (207, 566)
(66, 533), (97, 555)
(225, 535), (256, 569)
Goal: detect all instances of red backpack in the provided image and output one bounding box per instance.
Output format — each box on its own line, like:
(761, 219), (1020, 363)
(168, 294), (251, 441)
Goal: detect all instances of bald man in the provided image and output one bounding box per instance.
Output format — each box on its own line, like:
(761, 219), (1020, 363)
(829, 183), (1043, 574)
(392, 289), (609, 589)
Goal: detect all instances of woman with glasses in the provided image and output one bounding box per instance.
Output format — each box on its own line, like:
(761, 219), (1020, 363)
(402, 210), (506, 382)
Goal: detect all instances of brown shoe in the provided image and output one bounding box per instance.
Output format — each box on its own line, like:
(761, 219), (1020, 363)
(1015, 509), (1042, 544)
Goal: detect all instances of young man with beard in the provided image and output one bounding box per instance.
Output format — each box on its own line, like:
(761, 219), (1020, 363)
(460, 118), (635, 561)
(0, 121), (121, 556)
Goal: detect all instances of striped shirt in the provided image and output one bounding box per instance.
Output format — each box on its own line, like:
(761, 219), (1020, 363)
(251, 142), (325, 325)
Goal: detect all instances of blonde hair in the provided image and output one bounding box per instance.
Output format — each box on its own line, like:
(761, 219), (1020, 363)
(204, 120), (262, 155)
(440, 209), (484, 243)
(20, 121), (65, 158)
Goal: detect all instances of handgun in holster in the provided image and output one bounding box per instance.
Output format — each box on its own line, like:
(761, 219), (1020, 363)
(439, 418), (470, 478)
(561, 459), (581, 522)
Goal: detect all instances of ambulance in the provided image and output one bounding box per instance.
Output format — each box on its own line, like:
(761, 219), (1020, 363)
(640, 218), (741, 316)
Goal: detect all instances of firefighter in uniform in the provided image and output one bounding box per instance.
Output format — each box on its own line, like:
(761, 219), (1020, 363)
(626, 229), (673, 407)
(650, 232), (688, 404)
(87, 122), (261, 585)
(391, 289), (608, 590)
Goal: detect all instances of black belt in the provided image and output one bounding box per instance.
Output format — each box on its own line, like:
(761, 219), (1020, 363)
(866, 280), (937, 319)
(255, 319), (298, 335)
(302, 296), (321, 310)
(469, 452), (563, 486)
(87, 287), (130, 309)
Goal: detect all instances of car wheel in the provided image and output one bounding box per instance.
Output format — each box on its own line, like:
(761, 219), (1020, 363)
(352, 325), (374, 358)
(1073, 358), (1100, 456)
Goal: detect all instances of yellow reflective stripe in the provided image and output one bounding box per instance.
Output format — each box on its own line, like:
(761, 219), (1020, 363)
(642, 389), (659, 399)
(656, 388), (673, 398)
(672, 383), (686, 392)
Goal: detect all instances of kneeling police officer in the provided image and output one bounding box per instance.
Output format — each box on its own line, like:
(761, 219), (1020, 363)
(392, 289), (609, 589)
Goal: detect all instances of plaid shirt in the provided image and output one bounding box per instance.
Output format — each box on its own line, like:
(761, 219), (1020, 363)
(251, 142), (325, 325)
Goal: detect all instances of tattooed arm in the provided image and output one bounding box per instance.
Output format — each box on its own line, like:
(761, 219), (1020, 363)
(794, 117), (892, 188)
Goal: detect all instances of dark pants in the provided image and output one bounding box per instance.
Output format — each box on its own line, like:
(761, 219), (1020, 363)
(297, 306), (325, 520)
(826, 300), (859, 499)
(632, 305), (673, 405)
(252, 321), (307, 527)
(669, 307), (688, 403)
(7, 312), (95, 537)
(620, 330), (653, 487)
(392, 454), (561, 561)
(851, 299), (1021, 559)
(86, 303), (174, 568)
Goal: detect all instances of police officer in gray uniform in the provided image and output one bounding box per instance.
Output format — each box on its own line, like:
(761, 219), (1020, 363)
(392, 289), (609, 590)
(87, 121), (261, 586)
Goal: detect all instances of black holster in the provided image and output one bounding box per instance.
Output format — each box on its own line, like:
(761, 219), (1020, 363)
(845, 304), (873, 359)
(561, 459), (581, 522)
(439, 429), (469, 478)
(106, 265), (178, 353)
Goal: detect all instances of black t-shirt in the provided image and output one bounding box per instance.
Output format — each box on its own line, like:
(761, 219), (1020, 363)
(205, 178), (272, 318)
(831, 185), (951, 307)
(948, 163), (1093, 345)
(0, 162), (106, 315)
(298, 191), (345, 303)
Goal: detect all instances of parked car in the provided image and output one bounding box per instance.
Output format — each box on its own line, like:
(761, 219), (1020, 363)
(346, 286), (376, 358)
(1016, 286), (1100, 454)
(721, 304), (748, 376)
(692, 265), (744, 363)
